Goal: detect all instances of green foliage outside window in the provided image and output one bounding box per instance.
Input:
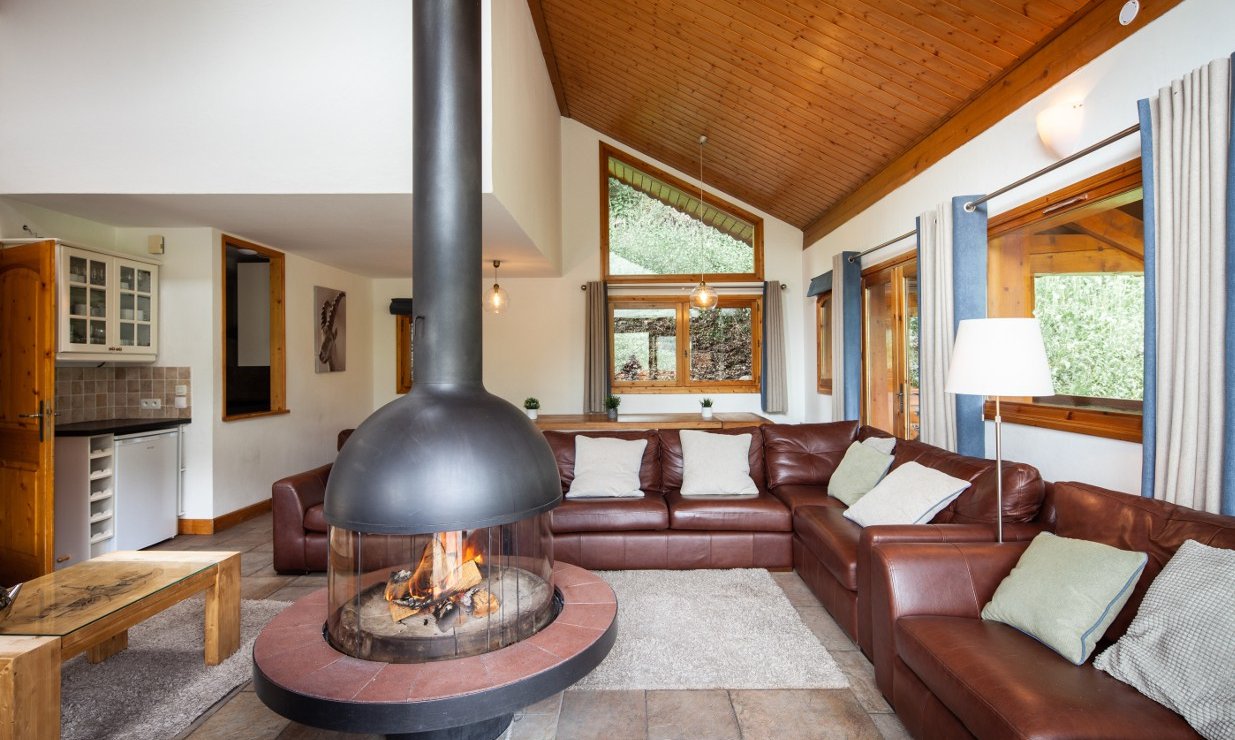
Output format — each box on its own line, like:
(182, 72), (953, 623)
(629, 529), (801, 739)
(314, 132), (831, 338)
(608, 179), (754, 275)
(1033, 273), (1144, 401)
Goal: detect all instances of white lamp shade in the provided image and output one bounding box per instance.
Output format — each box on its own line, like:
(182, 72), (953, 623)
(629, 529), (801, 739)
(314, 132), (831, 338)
(945, 318), (1055, 397)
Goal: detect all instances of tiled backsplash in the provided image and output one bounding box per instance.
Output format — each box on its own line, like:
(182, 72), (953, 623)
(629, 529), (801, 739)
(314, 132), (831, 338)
(55, 366), (192, 424)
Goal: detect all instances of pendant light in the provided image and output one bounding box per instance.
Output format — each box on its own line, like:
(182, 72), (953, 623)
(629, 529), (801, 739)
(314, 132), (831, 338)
(689, 134), (719, 310)
(484, 259), (509, 314)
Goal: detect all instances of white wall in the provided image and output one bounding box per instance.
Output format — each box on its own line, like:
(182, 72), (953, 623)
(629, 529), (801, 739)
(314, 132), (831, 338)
(0, 199), (118, 250)
(371, 277), (413, 411)
(488, 0), (563, 271)
(801, 0), (1235, 492)
(0, 0), (412, 195)
(481, 118), (807, 418)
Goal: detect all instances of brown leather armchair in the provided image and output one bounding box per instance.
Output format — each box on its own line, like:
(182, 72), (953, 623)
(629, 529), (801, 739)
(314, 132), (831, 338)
(272, 429), (353, 574)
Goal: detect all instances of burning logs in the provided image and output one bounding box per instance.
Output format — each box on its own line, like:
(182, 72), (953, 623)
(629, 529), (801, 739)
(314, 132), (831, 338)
(380, 534), (501, 633)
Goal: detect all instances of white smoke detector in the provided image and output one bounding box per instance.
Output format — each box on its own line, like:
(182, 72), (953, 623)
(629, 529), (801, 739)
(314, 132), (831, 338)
(1119, 0), (1140, 26)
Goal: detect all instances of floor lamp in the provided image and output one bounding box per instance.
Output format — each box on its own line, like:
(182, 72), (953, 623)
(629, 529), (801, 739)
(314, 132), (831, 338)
(945, 318), (1054, 543)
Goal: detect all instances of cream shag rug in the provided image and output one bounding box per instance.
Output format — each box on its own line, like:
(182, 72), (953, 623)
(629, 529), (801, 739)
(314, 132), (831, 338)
(61, 597), (289, 740)
(573, 569), (848, 690)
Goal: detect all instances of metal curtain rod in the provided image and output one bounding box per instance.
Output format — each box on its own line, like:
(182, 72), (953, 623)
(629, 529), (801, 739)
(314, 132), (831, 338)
(580, 282), (787, 290)
(846, 229), (916, 263)
(963, 123), (1141, 212)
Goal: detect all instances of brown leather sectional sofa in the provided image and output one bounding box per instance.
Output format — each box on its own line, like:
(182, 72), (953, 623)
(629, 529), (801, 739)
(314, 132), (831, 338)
(870, 481), (1235, 739)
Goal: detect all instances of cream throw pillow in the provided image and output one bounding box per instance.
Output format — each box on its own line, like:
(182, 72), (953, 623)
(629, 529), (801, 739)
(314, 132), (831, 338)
(862, 436), (896, 455)
(841, 462), (969, 527)
(828, 441), (894, 507)
(982, 532), (1147, 665)
(1094, 540), (1235, 739)
(679, 430), (759, 496)
(566, 436), (647, 499)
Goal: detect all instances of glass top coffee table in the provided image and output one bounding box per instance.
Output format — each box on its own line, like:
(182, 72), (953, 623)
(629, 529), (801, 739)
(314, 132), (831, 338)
(0, 550), (241, 740)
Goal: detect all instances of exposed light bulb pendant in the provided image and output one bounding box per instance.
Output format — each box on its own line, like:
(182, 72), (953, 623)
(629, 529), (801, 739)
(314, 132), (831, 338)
(690, 135), (719, 311)
(484, 259), (509, 314)
(690, 278), (718, 309)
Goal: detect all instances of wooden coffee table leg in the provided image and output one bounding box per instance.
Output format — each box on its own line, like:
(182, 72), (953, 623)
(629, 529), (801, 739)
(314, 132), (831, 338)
(204, 553), (241, 665)
(86, 631), (128, 663)
(0, 636), (60, 740)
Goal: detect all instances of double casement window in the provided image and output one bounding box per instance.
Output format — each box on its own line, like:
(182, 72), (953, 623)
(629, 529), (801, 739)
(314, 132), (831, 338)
(988, 160), (1144, 441)
(601, 144), (765, 394)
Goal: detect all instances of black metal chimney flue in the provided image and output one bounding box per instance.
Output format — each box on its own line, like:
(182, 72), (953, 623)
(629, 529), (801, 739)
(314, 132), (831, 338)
(412, 0), (481, 388)
(323, 0), (561, 535)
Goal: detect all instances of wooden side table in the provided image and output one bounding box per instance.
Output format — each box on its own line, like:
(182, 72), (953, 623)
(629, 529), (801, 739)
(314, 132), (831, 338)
(0, 550), (240, 740)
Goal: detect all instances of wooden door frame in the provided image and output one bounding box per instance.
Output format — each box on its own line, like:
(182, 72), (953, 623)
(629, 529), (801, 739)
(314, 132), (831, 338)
(860, 252), (917, 437)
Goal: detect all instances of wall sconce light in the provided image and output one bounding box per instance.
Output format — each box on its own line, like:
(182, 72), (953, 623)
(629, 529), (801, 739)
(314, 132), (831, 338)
(1036, 101), (1085, 159)
(484, 259), (509, 314)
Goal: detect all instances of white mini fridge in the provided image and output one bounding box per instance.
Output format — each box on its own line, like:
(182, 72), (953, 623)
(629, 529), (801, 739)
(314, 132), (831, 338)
(113, 429), (180, 551)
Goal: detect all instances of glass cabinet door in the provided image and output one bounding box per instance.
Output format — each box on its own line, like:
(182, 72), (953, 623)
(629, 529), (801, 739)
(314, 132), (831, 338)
(64, 250), (109, 348)
(115, 260), (155, 350)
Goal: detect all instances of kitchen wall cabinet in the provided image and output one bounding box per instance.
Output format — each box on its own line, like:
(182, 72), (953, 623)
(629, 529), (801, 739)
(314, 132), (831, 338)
(58, 245), (159, 362)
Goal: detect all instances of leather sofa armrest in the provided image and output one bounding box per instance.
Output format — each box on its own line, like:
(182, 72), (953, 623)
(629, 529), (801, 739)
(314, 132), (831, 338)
(272, 463), (332, 573)
(869, 541), (1028, 700)
(855, 523), (1042, 652)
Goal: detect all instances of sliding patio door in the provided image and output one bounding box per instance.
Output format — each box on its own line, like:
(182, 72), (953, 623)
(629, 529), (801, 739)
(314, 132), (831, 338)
(862, 257), (920, 440)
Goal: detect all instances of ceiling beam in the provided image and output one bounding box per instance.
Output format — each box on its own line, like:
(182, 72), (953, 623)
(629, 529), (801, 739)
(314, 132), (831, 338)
(1070, 209), (1145, 259)
(801, 0), (1185, 249)
(525, 0), (569, 116)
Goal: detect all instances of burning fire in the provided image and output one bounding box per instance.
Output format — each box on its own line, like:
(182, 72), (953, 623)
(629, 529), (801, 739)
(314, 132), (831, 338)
(383, 531), (500, 632)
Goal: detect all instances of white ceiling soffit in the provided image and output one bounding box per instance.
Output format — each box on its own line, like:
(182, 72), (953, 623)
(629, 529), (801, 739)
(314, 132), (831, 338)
(7, 193), (555, 278)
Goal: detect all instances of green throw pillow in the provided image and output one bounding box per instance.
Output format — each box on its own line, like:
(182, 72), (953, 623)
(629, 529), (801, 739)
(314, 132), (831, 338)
(981, 532), (1148, 665)
(828, 441), (894, 507)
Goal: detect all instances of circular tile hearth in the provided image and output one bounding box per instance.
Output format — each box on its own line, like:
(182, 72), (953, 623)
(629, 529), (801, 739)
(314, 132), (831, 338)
(252, 562), (617, 739)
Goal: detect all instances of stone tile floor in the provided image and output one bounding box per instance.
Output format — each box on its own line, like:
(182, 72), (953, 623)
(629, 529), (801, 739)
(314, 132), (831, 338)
(155, 513), (909, 739)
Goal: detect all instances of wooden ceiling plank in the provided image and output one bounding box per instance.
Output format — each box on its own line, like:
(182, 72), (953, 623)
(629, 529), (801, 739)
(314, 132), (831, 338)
(988, 0), (1092, 27)
(548, 0), (933, 148)
(547, 7), (922, 159)
(524, 0), (569, 116)
(709, 0), (967, 113)
(940, 0), (1065, 41)
(750, 0), (990, 94)
(803, 0), (1185, 246)
(829, 0), (1006, 79)
(882, 0), (1039, 53)
(559, 0), (944, 130)
(845, 0), (1019, 69)
(659, 0), (951, 124)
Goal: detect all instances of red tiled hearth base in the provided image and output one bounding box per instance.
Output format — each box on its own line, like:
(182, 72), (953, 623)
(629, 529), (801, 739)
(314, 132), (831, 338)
(252, 562), (616, 739)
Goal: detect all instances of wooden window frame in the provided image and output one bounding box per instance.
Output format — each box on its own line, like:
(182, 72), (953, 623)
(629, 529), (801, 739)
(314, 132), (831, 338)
(986, 159), (1144, 443)
(221, 234), (288, 422)
(396, 314), (413, 394)
(600, 143), (764, 285)
(609, 294), (763, 394)
(817, 291), (833, 394)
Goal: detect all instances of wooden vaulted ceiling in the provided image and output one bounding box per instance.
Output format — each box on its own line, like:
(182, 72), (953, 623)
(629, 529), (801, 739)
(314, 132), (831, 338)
(527, 0), (1182, 245)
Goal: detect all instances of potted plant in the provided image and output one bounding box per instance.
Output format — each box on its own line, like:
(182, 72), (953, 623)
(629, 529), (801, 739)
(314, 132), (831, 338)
(604, 394), (621, 420)
(523, 397), (540, 420)
(700, 397), (714, 420)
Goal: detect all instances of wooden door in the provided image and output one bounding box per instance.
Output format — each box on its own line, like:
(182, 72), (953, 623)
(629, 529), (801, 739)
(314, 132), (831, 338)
(0, 241), (57, 584)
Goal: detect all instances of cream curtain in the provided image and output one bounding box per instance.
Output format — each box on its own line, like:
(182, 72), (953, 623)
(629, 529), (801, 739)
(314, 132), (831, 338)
(583, 281), (608, 413)
(761, 281), (787, 413)
(1142, 56), (1231, 513)
(917, 204), (958, 451)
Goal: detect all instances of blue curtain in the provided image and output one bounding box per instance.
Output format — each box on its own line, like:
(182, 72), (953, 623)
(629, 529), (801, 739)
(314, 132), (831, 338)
(839, 251), (861, 420)
(952, 196), (988, 458)
(1139, 99), (1159, 501)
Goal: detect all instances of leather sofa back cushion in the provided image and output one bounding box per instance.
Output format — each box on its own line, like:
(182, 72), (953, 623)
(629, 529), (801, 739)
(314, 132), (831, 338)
(890, 438), (1043, 524)
(543, 430), (661, 493)
(1052, 480), (1235, 642)
(762, 421), (859, 488)
(659, 427), (766, 491)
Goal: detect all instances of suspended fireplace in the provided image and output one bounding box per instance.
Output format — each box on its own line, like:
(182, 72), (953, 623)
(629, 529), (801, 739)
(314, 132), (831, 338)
(251, 2), (615, 737)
